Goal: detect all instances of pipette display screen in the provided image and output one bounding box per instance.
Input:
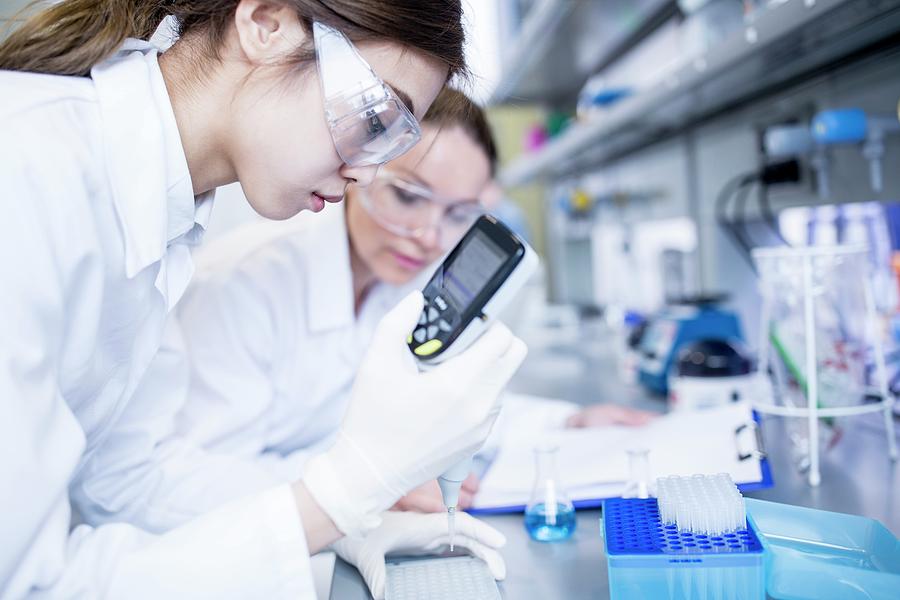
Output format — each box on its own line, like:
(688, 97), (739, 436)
(443, 229), (509, 307)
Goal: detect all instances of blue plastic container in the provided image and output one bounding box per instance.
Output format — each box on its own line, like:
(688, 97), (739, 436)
(746, 498), (900, 600)
(602, 498), (765, 600)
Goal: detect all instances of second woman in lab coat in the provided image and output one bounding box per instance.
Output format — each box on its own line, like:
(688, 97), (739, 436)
(162, 87), (657, 522)
(0, 1), (525, 598)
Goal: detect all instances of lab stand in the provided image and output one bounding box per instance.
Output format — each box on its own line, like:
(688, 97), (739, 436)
(329, 319), (899, 599)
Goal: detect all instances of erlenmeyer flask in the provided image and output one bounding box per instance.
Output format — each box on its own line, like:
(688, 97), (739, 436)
(524, 444), (576, 542)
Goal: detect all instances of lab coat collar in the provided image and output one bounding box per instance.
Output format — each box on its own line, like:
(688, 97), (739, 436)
(304, 204), (357, 333)
(91, 39), (213, 280)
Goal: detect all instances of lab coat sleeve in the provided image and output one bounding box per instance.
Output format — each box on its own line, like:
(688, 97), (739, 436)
(71, 257), (319, 533)
(175, 265), (283, 457)
(176, 263), (325, 484)
(0, 155), (315, 598)
(70, 315), (311, 533)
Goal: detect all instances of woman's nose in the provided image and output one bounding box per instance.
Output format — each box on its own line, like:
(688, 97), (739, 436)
(341, 163), (381, 188)
(416, 223), (441, 251)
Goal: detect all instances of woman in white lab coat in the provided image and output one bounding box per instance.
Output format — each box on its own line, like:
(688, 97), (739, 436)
(0, 1), (526, 598)
(177, 88), (497, 514)
(68, 89), (658, 598)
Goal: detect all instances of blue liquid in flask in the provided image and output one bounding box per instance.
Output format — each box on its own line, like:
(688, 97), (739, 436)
(524, 502), (576, 542)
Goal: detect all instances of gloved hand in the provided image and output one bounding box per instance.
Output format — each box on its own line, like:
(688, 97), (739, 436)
(303, 291), (526, 536)
(331, 511), (506, 600)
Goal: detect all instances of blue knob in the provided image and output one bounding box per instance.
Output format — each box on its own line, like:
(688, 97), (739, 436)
(812, 108), (867, 144)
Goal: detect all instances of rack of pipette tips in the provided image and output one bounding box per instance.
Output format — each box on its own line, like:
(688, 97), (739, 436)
(601, 473), (900, 600)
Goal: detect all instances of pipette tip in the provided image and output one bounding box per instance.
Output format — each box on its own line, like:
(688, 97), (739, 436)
(448, 506), (457, 552)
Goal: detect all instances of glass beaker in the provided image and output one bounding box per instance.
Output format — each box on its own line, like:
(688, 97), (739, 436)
(524, 444), (576, 542)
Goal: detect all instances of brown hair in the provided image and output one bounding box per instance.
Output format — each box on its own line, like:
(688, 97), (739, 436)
(0, 0), (466, 80)
(422, 87), (498, 176)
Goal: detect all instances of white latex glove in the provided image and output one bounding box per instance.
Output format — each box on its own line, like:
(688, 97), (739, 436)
(304, 291), (527, 536)
(331, 511), (507, 600)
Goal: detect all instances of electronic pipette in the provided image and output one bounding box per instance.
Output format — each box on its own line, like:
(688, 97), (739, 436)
(409, 215), (538, 549)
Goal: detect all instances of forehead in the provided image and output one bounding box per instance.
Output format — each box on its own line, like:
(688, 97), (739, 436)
(354, 42), (446, 121)
(389, 125), (492, 201)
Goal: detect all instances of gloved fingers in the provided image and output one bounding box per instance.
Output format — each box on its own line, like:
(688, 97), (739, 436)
(469, 336), (527, 417)
(330, 536), (361, 566)
(437, 323), (514, 383)
(483, 336), (527, 392)
(370, 290), (424, 354)
(359, 554), (388, 600)
(421, 537), (508, 581)
(458, 539), (508, 581)
(452, 512), (507, 548)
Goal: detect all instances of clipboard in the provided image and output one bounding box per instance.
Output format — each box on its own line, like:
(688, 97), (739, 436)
(468, 405), (773, 515)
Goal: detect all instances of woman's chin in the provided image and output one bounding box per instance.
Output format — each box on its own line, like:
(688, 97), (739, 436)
(374, 262), (418, 287)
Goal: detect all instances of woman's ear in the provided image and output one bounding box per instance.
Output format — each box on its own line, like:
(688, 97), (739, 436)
(233, 0), (306, 64)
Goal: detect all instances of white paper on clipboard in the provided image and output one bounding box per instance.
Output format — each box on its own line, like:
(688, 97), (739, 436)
(473, 401), (763, 510)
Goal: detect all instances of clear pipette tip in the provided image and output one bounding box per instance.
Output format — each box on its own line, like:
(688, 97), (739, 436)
(448, 506), (456, 552)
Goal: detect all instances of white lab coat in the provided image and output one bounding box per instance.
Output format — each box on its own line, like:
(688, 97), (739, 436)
(70, 204), (418, 533)
(0, 42), (315, 598)
(178, 205), (417, 468)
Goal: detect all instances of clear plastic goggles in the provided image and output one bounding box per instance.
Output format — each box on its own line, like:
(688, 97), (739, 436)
(357, 171), (485, 249)
(313, 22), (422, 167)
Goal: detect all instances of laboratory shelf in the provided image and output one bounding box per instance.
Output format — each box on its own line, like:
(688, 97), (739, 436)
(499, 0), (900, 187)
(489, 0), (676, 105)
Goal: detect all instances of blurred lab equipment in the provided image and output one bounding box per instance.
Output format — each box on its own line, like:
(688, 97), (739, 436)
(668, 338), (760, 412)
(638, 297), (745, 395)
(575, 76), (632, 121)
(753, 244), (897, 487)
(767, 108), (900, 199)
(524, 444), (576, 542)
(480, 181), (533, 245)
(811, 108), (900, 194)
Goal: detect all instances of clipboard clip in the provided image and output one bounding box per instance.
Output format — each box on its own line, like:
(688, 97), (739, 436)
(735, 421), (767, 462)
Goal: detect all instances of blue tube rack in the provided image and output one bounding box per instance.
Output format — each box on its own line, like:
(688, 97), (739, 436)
(602, 498), (765, 600)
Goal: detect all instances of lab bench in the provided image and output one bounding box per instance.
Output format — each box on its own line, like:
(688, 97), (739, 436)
(329, 322), (899, 599)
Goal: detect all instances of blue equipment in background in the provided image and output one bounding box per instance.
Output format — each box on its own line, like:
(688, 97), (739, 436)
(637, 296), (744, 395)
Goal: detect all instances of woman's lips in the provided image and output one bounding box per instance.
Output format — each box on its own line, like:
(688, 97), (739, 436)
(309, 193), (325, 213)
(315, 191), (344, 203)
(390, 250), (425, 271)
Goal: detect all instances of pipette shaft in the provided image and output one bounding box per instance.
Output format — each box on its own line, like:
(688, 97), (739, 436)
(438, 457), (472, 552)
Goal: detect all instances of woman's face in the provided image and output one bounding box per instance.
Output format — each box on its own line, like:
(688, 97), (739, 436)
(345, 124), (493, 286)
(226, 4), (447, 220)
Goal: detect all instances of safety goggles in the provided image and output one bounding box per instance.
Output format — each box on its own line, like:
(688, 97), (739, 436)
(313, 22), (422, 167)
(357, 171), (486, 250)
